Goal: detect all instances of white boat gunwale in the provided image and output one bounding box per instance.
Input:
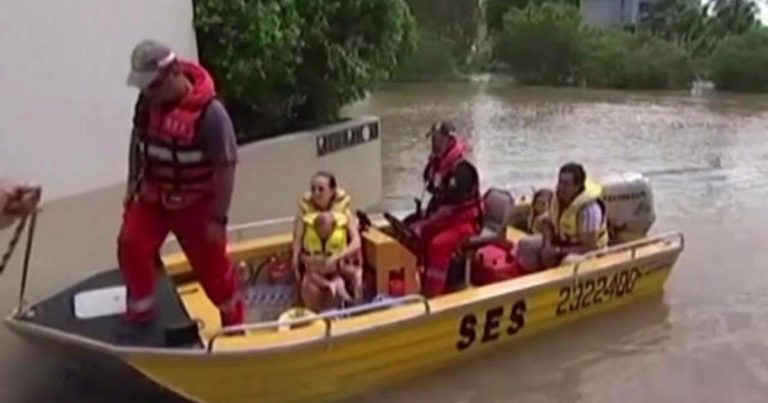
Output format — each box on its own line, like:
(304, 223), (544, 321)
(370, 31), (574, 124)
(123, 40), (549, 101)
(5, 230), (683, 359)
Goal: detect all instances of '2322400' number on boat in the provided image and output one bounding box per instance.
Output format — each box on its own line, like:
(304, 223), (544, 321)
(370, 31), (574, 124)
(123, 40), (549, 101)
(555, 267), (643, 316)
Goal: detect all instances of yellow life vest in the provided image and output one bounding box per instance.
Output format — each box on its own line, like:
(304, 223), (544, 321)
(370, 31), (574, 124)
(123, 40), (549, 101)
(298, 188), (352, 215)
(301, 211), (349, 256)
(552, 178), (609, 248)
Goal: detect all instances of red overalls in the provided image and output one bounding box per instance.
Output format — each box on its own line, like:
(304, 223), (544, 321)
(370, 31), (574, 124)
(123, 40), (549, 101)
(413, 139), (482, 297)
(118, 61), (243, 326)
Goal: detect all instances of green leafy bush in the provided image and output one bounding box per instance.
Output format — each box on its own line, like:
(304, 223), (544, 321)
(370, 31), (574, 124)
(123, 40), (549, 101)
(405, 0), (481, 65)
(194, 0), (302, 140)
(390, 29), (460, 81)
(194, 0), (415, 141)
(496, 3), (583, 85)
(710, 28), (768, 92)
(582, 30), (694, 89)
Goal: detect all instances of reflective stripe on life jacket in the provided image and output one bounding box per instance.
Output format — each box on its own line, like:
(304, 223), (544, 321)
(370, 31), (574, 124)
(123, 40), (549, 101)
(301, 211), (349, 256)
(552, 178), (609, 248)
(139, 142), (207, 164)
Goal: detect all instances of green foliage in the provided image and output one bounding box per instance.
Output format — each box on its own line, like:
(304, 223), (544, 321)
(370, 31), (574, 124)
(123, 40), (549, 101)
(405, 0), (481, 64)
(709, 0), (760, 39)
(710, 28), (768, 92)
(194, 0), (302, 138)
(639, 0), (760, 60)
(493, 1), (695, 90)
(485, 0), (579, 35)
(390, 29), (461, 81)
(579, 28), (633, 88)
(581, 30), (694, 89)
(194, 0), (415, 140)
(292, 0), (417, 125)
(496, 2), (583, 85)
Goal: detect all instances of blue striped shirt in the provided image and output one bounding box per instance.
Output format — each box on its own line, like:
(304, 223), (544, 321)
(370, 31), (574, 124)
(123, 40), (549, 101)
(579, 201), (603, 232)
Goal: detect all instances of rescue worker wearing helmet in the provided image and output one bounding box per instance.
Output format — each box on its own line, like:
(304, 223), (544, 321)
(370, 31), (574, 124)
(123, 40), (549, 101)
(118, 40), (243, 326)
(410, 121), (482, 297)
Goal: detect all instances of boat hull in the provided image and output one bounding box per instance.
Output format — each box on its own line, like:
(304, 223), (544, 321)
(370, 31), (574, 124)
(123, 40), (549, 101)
(124, 251), (678, 403)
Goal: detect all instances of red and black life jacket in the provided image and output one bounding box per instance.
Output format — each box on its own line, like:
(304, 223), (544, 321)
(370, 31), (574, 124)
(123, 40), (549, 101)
(133, 60), (217, 209)
(423, 137), (482, 221)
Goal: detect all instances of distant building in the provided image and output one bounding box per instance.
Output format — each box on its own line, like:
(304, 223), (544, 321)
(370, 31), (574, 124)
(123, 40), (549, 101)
(580, 0), (653, 27)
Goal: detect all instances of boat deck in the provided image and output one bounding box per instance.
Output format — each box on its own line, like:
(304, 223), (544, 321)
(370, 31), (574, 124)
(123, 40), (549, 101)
(17, 269), (198, 349)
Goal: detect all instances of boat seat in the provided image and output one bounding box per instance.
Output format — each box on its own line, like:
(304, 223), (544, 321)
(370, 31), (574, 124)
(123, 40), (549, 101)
(464, 188), (515, 250)
(447, 188), (515, 291)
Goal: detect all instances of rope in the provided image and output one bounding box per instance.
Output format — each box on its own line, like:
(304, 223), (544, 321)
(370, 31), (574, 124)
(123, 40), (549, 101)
(0, 215), (29, 276)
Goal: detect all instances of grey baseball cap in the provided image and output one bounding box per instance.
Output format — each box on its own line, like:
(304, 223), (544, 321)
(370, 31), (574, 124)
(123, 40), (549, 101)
(126, 39), (177, 90)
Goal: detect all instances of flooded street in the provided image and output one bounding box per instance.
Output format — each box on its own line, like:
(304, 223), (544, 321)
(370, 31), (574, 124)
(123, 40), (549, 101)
(4, 82), (768, 402)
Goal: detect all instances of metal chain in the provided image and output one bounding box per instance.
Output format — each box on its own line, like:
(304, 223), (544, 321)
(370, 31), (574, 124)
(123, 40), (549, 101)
(0, 215), (29, 275)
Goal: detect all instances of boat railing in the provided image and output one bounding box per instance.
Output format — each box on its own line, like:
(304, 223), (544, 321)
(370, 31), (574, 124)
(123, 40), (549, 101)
(206, 293), (431, 353)
(570, 231), (685, 280)
(162, 216), (295, 250)
(162, 212), (396, 250)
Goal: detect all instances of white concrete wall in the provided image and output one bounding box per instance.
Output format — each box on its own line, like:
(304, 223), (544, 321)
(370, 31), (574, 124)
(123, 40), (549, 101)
(581, 0), (622, 27)
(0, 0), (198, 201)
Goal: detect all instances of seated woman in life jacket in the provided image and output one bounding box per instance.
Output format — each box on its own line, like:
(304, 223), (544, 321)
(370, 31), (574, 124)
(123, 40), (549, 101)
(291, 171), (353, 277)
(517, 163), (608, 272)
(408, 121), (482, 298)
(299, 211), (363, 312)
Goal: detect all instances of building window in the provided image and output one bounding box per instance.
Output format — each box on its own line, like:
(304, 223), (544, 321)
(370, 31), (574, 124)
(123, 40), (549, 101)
(639, 1), (650, 15)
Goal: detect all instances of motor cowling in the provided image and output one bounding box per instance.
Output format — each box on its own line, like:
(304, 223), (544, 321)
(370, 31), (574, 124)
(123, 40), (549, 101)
(599, 172), (656, 245)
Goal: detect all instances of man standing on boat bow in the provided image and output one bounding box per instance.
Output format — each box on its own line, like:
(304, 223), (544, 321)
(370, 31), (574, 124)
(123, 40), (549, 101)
(410, 121), (482, 297)
(118, 40), (243, 326)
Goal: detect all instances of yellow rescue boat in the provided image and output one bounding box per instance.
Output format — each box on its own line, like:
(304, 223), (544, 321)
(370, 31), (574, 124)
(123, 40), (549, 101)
(5, 172), (684, 403)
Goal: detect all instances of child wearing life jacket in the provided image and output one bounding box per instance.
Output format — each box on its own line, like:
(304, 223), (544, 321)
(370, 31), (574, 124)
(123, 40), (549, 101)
(300, 211), (363, 311)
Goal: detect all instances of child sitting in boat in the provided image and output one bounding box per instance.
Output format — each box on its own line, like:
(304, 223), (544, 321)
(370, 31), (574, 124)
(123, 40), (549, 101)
(299, 211), (363, 312)
(529, 189), (560, 269)
(517, 188), (557, 272)
(530, 189), (555, 240)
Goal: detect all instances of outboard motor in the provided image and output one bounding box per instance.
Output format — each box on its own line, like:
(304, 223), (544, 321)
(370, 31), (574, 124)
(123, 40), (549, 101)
(599, 172), (656, 245)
